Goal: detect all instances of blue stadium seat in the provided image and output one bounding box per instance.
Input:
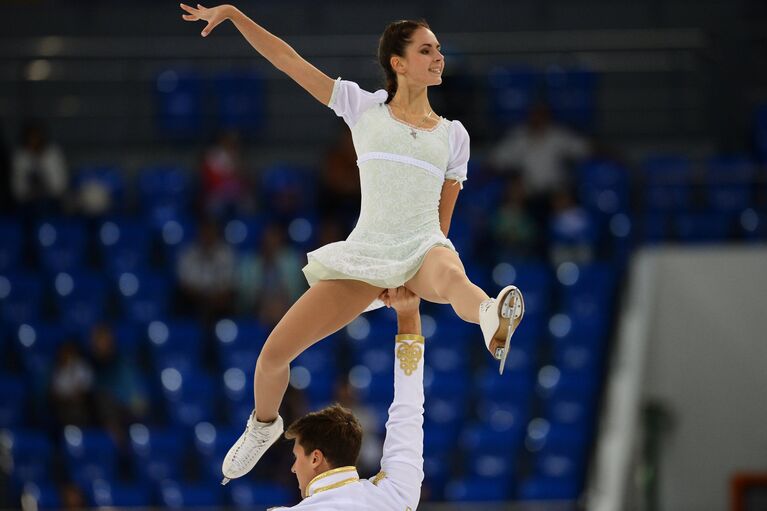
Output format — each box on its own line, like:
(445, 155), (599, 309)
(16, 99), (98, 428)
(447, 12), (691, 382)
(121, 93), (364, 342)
(97, 219), (151, 275)
(641, 212), (671, 243)
(19, 481), (61, 509)
(115, 271), (171, 324)
(223, 216), (266, 252)
(87, 479), (152, 508)
(160, 369), (217, 427)
(1, 429), (53, 483)
(53, 271), (107, 337)
(445, 476), (512, 502)
(156, 216), (197, 265)
(193, 423), (240, 480)
(221, 366), (254, 425)
(111, 320), (142, 360)
(34, 219), (87, 274)
(537, 366), (600, 403)
(129, 424), (187, 483)
(158, 480), (224, 508)
(12, 322), (64, 381)
(525, 418), (590, 461)
(577, 160), (630, 216)
(0, 375), (26, 427)
(214, 318), (269, 370)
(147, 319), (204, 371)
(461, 422), (522, 458)
(642, 155), (693, 212)
(213, 70), (265, 132)
(706, 155), (755, 213)
(476, 364), (535, 405)
(549, 209), (598, 247)
(229, 480), (293, 509)
(260, 164), (317, 220)
(518, 475), (579, 500)
(423, 454), (449, 500)
(674, 212), (733, 242)
(72, 165), (126, 214)
(138, 166), (194, 230)
(155, 70), (203, 139)
(739, 208), (767, 240)
(0, 219), (23, 271)
(425, 369), (470, 401)
(474, 399), (530, 445)
(62, 426), (118, 484)
(488, 66), (538, 127)
(545, 67), (598, 132)
(0, 272), (43, 325)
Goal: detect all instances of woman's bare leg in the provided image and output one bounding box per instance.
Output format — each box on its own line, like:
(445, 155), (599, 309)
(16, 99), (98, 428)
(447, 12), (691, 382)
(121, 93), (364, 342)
(255, 279), (382, 422)
(405, 246), (489, 324)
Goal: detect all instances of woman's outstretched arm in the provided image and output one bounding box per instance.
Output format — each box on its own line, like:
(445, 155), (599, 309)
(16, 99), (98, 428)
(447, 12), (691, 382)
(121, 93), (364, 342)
(180, 3), (335, 105)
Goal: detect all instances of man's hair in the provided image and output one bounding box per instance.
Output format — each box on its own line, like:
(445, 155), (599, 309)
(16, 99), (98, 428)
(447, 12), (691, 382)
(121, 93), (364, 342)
(285, 403), (363, 468)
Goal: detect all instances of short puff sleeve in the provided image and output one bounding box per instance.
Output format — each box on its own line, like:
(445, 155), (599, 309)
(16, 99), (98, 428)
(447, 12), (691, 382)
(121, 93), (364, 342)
(446, 120), (470, 188)
(327, 78), (388, 128)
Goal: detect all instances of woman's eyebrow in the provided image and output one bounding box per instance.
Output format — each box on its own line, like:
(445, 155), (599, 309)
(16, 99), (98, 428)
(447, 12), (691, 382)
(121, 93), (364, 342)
(420, 43), (441, 48)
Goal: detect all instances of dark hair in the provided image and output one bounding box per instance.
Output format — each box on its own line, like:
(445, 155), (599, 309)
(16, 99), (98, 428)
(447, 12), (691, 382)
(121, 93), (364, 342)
(284, 403), (362, 468)
(377, 20), (431, 104)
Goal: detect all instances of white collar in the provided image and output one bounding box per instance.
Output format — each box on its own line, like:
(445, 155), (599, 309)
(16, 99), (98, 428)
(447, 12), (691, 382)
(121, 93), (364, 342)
(305, 466), (360, 498)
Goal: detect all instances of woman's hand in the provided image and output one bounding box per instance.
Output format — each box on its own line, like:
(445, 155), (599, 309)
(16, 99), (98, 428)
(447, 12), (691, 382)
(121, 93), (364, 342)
(180, 3), (234, 37)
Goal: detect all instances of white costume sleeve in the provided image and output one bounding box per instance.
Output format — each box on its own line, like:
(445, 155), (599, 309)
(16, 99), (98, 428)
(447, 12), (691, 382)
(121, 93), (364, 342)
(445, 120), (470, 188)
(327, 79), (388, 128)
(374, 333), (425, 510)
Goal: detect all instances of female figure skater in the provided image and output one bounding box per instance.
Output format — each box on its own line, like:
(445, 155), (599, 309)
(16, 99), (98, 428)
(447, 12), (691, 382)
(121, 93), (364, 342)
(179, 3), (525, 483)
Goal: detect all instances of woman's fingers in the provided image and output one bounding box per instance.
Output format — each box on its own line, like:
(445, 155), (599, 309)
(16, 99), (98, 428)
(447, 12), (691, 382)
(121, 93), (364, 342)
(179, 3), (198, 14)
(181, 14), (197, 21)
(201, 17), (223, 37)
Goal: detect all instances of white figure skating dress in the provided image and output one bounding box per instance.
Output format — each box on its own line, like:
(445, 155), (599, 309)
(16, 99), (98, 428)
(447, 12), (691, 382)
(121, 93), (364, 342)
(302, 79), (470, 310)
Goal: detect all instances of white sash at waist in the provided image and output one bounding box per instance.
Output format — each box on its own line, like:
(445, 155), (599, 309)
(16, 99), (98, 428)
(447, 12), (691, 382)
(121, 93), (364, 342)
(357, 151), (445, 181)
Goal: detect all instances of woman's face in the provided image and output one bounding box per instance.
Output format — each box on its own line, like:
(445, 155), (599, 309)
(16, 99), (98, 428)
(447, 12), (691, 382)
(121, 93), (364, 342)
(397, 27), (444, 87)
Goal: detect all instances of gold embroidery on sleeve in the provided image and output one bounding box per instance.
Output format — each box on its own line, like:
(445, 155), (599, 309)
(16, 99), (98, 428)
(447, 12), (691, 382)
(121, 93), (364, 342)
(396, 342), (423, 376)
(370, 471), (387, 486)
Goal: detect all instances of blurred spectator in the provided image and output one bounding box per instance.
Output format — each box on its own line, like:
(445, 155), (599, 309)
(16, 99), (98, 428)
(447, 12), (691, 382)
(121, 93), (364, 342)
(236, 223), (305, 325)
(0, 121), (13, 214)
(318, 129), (360, 221)
(489, 102), (591, 219)
(200, 130), (254, 218)
(89, 324), (149, 435)
(59, 482), (86, 510)
(176, 218), (235, 322)
(334, 379), (382, 478)
(49, 342), (94, 428)
(11, 120), (69, 214)
(548, 189), (595, 266)
(492, 174), (539, 260)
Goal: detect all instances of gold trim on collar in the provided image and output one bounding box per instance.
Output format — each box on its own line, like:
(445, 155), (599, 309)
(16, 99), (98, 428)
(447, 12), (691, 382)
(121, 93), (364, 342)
(395, 334), (425, 343)
(307, 466), (357, 490)
(312, 477), (359, 495)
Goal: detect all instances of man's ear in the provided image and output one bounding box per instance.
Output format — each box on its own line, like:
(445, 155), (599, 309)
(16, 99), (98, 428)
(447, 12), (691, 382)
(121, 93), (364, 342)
(310, 449), (325, 468)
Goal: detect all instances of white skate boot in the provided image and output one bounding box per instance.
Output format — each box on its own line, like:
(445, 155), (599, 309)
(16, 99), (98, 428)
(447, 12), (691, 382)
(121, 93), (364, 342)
(479, 285), (525, 375)
(221, 411), (284, 485)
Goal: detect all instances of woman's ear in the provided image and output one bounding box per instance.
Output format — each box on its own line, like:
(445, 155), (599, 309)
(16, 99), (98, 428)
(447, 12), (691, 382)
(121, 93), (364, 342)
(390, 56), (404, 73)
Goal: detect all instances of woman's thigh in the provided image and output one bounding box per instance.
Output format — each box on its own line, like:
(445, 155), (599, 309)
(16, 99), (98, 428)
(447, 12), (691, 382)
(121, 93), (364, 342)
(260, 279), (383, 364)
(405, 246), (466, 304)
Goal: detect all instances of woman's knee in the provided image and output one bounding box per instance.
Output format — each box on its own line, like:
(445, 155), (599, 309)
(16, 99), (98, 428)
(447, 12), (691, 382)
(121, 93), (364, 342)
(256, 334), (293, 372)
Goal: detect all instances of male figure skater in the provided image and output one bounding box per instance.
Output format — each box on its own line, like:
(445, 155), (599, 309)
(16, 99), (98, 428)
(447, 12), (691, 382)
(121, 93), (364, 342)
(266, 286), (426, 510)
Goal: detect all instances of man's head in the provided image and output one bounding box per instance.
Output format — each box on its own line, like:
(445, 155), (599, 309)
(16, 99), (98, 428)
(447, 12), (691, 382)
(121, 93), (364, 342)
(284, 404), (363, 497)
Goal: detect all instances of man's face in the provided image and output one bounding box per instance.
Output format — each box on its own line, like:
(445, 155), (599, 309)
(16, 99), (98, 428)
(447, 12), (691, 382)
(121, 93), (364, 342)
(291, 440), (318, 498)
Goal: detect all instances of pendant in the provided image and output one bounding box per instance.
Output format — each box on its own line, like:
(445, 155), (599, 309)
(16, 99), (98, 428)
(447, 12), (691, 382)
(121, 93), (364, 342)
(410, 129), (417, 139)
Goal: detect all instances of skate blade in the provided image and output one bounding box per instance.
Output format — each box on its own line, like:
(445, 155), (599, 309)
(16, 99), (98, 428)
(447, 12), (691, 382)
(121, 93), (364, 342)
(221, 477), (231, 486)
(497, 288), (524, 375)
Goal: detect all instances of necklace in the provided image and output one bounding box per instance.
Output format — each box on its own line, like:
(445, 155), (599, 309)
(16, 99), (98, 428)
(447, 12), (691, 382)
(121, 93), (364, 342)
(390, 103), (435, 139)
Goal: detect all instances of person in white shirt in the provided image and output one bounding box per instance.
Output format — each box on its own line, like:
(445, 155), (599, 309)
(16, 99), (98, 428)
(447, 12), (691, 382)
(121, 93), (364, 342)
(179, 3), (525, 483)
(266, 286), (425, 510)
(490, 102), (591, 198)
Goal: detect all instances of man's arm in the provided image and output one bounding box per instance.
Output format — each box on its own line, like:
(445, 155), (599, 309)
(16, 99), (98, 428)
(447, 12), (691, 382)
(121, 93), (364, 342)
(375, 287), (425, 510)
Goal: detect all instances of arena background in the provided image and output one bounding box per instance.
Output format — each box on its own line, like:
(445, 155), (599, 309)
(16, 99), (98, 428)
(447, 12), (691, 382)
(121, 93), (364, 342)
(1, 1), (766, 510)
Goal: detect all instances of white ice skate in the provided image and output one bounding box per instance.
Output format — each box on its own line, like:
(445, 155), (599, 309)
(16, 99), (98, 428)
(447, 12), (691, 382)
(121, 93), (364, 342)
(479, 285), (525, 375)
(221, 411), (284, 485)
